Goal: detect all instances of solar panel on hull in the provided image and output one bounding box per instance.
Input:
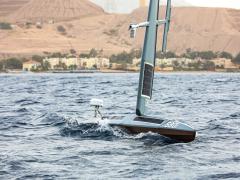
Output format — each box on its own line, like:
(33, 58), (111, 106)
(142, 63), (154, 98)
(134, 116), (164, 124)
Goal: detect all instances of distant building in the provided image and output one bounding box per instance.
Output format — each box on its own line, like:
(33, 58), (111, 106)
(155, 66), (174, 71)
(156, 58), (195, 68)
(80, 58), (110, 69)
(98, 58), (110, 69)
(156, 58), (172, 66)
(23, 60), (41, 71)
(43, 58), (61, 69)
(48, 20), (55, 24)
(110, 63), (125, 70)
(132, 58), (141, 66)
(44, 57), (109, 70)
(61, 58), (79, 68)
(210, 58), (237, 69)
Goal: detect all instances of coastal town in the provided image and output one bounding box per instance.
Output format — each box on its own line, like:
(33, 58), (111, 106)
(1, 49), (240, 73)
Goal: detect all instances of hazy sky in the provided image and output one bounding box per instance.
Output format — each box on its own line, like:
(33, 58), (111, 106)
(186, 0), (240, 9)
(91, 0), (240, 14)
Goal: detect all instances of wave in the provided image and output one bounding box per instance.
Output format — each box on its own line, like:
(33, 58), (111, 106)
(206, 172), (240, 179)
(15, 99), (40, 106)
(34, 113), (66, 127)
(132, 132), (179, 146)
(15, 108), (29, 113)
(100, 81), (112, 84)
(60, 119), (179, 146)
(60, 123), (118, 141)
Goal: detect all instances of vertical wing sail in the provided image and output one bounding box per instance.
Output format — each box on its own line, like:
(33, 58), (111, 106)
(136, 0), (159, 116)
(162, 0), (171, 52)
(136, 0), (171, 116)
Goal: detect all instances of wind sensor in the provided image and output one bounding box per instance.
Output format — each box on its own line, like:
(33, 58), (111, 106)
(90, 99), (104, 119)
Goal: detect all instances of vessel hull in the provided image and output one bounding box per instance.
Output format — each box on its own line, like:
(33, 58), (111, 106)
(107, 115), (196, 143)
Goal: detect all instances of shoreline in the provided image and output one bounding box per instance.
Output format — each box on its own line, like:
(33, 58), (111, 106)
(1, 70), (240, 74)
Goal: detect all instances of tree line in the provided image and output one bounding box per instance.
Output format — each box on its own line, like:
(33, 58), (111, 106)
(0, 22), (12, 30)
(110, 48), (240, 64)
(0, 56), (50, 71)
(1, 49), (240, 71)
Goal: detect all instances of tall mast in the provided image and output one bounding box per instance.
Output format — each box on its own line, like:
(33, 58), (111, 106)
(129, 0), (171, 116)
(136, 0), (160, 116)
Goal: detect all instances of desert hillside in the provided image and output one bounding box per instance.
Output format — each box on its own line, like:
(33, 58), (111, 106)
(119, 7), (240, 54)
(5, 0), (104, 23)
(0, 1), (239, 58)
(0, 0), (29, 17)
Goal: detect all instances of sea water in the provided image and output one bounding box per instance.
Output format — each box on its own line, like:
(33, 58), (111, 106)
(0, 73), (239, 179)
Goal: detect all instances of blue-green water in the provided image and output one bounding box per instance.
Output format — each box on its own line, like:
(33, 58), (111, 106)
(0, 73), (239, 179)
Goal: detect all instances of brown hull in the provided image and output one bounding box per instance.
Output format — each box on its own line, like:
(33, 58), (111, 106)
(116, 125), (196, 143)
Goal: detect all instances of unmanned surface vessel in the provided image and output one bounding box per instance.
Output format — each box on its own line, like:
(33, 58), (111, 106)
(92, 0), (196, 143)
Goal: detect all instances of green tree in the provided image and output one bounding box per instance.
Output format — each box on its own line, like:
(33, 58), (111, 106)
(0, 61), (3, 70)
(4, 58), (22, 69)
(110, 51), (133, 64)
(219, 51), (233, 59)
(233, 52), (240, 64)
(130, 48), (142, 59)
(62, 62), (67, 70)
(98, 49), (104, 57)
(32, 55), (44, 63)
(70, 49), (76, 55)
(192, 61), (202, 70)
(173, 60), (179, 67)
(203, 61), (215, 71)
(0, 22), (12, 30)
(156, 51), (165, 59)
(181, 48), (198, 59)
(165, 51), (177, 58)
(69, 64), (77, 70)
(79, 53), (90, 58)
(55, 62), (67, 70)
(89, 48), (98, 58)
(156, 50), (177, 59)
(181, 49), (219, 60)
(50, 52), (64, 58)
(160, 63), (165, 70)
(57, 25), (66, 34)
(198, 51), (217, 60)
(42, 61), (51, 71)
(92, 64), (97, 69)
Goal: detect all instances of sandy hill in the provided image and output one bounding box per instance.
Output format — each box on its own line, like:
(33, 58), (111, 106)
(5, 0), (104, 23)
(116, 6), (240, 54)
(0, 0), (30, 18)
(0, 5), (240, 57)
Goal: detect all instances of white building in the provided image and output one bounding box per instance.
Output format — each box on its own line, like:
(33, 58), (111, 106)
(156, 58), (195, 67)
(43, 58), (60, 69)
(80, 58), (110, 69)
(44, 57), (110, 70)
(43, 57), (79, 69)
(132, 58), (141, 65)
(61, 58), (80, 68)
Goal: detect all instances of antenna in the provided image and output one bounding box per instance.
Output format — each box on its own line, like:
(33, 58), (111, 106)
(129, 22), (149, 39)
(129, 0), (172, 53)
(90, 99), (104, 119)
(162, 0), (171, 52)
